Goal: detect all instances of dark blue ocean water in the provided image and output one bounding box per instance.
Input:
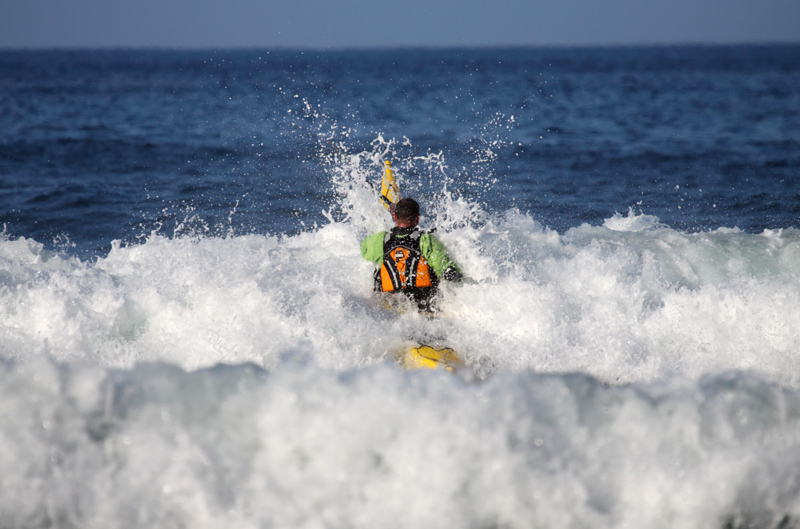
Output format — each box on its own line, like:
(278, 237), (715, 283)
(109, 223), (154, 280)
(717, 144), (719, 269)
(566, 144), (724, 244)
(2, 45), (799, 257)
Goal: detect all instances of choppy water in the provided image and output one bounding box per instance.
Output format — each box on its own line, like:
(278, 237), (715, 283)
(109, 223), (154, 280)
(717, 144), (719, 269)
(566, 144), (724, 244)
(1, 45), (800, 528)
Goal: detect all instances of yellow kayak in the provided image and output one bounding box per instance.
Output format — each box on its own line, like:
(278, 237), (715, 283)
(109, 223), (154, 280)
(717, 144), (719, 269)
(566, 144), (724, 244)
(397, 344), (462, 372)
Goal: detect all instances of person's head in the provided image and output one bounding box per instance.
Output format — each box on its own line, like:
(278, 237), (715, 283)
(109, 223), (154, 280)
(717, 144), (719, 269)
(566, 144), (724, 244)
(393, 197), (420, 227)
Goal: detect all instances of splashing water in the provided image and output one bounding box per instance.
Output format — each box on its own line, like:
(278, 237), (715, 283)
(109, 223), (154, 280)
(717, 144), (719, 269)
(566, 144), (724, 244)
(2, 134), (800, 528)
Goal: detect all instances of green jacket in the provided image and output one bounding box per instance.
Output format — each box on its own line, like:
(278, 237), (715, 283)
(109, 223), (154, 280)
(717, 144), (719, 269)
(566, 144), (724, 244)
(360, 228), (462, 280)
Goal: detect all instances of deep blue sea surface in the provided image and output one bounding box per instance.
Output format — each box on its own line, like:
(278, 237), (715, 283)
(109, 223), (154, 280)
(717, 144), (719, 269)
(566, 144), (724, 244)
(1, 45), (800, 528)
(2, 45), (798, 256)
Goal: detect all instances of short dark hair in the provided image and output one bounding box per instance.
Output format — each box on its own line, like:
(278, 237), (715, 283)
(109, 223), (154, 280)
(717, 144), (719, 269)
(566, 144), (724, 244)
(394, 198), (419, 221)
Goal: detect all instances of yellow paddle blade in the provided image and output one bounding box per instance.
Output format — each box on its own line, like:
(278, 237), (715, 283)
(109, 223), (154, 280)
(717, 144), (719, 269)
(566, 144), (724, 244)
(380, 160), (400, 211)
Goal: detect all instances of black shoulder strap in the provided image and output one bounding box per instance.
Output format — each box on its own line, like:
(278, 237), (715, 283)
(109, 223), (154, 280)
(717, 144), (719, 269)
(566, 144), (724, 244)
(384, 228), (422, 250)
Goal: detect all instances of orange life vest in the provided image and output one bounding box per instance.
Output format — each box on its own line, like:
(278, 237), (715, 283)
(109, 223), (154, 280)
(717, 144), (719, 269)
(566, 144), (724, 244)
(377, 229), (434, 292)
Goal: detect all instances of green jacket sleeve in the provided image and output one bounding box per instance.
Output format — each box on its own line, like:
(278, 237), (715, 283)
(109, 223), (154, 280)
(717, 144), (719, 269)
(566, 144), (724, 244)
(419, 233), (462, 280)
(360, 231), (387, 263)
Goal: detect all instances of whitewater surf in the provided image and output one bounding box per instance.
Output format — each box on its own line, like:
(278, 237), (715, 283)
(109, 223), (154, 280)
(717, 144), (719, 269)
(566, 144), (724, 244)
(1, 46), (800, 528)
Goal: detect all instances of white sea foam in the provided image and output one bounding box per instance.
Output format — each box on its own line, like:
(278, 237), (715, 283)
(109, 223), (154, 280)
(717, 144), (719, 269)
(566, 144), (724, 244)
(1, 357), (800, 528)
(3, 206), (799, 383)
(2, 144), (800, 527)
